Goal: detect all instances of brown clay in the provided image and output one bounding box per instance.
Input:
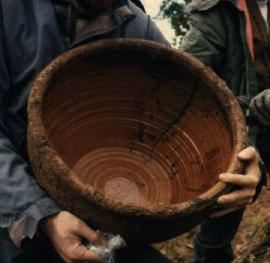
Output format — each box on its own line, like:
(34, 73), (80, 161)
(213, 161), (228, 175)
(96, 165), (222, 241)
(27, 39), (248, 245)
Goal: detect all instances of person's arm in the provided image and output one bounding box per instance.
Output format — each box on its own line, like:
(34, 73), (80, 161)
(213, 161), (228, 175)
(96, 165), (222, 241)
(0, 7), (104, 262)
(180, 10), (263, 215)
(0, 9), (61, 247)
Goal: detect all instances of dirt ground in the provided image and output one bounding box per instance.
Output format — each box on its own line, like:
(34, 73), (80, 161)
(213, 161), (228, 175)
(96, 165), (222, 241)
(154, 184), (270, 262)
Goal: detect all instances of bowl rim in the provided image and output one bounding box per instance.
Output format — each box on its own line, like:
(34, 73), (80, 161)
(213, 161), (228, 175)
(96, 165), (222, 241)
(28, 39), (248, 219)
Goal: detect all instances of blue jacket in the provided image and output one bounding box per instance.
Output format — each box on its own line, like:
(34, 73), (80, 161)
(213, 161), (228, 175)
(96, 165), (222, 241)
(0, 0), (168, 246)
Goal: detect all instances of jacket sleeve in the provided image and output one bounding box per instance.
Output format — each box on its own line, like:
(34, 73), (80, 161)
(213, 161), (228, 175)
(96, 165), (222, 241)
(180, 9), (227, 70)
(182, 9), (267, 195)
(126, 0), (170, 47)
(0, 11), (61, 247)
(145, 16), (171, 47)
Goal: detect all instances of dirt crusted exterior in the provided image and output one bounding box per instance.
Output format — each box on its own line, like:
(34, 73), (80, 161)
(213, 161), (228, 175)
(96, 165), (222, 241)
(27, 39), (248, 245)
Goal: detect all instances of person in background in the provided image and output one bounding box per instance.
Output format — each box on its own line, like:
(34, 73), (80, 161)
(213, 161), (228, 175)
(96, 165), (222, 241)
(181, 0), (268, 262)
(0, 0), (262, 262)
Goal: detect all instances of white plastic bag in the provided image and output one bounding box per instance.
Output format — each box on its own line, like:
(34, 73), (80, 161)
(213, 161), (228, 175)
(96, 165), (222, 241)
(84, 232), (126, 263)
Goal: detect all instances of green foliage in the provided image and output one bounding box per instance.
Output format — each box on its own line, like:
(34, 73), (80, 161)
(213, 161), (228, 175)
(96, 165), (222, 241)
(159, 0), (191, 40)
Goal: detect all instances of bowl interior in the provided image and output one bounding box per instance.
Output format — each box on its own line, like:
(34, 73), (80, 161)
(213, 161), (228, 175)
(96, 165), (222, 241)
(42, 47), (233, 208)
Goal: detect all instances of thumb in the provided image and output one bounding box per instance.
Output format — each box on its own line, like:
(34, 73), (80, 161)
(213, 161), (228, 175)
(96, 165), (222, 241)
(237, 147), (260, 175)
(237, 146), (258, 162)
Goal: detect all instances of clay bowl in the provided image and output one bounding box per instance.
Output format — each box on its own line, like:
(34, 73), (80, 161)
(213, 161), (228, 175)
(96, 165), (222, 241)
(28, 39), (248, 245)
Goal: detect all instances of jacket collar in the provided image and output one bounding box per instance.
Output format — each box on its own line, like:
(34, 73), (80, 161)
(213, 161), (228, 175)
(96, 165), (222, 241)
(70, 3), (136, 48)
(58, 0), (128, 17)
(54, 0), (135, 46)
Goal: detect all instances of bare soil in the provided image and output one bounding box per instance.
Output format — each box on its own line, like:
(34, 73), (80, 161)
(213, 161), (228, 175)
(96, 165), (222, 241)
(155, 185), (270, 263)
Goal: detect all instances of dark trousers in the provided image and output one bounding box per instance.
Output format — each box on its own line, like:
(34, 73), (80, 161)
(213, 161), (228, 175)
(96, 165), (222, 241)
(0, 210), (243, 263)
(194, 209), (244, 263)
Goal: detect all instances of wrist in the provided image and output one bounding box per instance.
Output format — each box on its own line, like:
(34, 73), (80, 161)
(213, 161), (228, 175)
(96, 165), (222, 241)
(39, 211), (62, 234)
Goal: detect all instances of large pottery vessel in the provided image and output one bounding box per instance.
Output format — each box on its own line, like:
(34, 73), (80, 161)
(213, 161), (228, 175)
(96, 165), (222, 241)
(28, 39), (248, 245)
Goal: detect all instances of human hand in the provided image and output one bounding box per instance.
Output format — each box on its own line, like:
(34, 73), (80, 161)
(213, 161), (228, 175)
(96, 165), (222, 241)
(249, 89), (270, 126)
(40, 211), (105, 263)
(211, 147), (261, 217)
